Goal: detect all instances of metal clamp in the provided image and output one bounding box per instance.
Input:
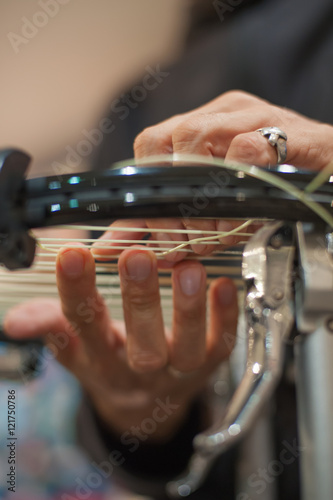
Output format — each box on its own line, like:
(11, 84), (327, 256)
(167, 222), (296, 496)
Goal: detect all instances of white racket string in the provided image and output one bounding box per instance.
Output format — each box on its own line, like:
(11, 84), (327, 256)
(0, 225), (246, 325)
(1, 153), (332, 325)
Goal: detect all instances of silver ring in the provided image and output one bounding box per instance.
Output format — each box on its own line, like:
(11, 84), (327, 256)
(256, 126), (288, 164)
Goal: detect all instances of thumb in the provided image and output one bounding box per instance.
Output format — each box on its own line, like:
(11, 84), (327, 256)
(4, 298), (81, 370)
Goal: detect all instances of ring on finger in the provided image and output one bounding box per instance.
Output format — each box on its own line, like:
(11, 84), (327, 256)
(256, 126), (287, 164)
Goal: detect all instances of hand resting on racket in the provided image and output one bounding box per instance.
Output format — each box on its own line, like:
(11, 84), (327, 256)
(93, 90), (333, 262)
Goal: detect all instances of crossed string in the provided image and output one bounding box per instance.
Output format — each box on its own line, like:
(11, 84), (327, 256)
(0, 155), (332, 323)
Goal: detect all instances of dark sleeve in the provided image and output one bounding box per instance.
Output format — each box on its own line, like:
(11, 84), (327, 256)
(91, 0), (333, 172)
(76, 395), (237, 499)
(77, 396), (202, 498)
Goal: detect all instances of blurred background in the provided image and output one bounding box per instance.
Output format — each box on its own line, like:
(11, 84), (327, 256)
(0, 3), (192, 499)
(1, 1), (332, 499)
(0, 0), (190, 174)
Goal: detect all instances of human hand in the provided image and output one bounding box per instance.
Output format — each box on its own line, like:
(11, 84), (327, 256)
(134, 89), (333, 168)
(95, 90), (333, 262)
(4, 245), (238, 439)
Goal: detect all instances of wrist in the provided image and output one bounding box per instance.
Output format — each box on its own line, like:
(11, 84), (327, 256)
(88, 395), (208, 482)
(89, 390), (193, 443)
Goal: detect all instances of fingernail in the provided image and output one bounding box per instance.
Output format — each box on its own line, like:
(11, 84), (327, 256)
(217, 221), (236, 246)
(179, 267), (202, 296)
(92, 240), (112, 247)
(126, 252), (152, 281)
(59, 249), (85, 278)
(218, 281), (235, 306)
(97, 230), (117, 242)
(91, 240), (112, 258)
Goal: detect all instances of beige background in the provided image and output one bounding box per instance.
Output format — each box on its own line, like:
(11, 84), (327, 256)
(0, 0), (190, 174)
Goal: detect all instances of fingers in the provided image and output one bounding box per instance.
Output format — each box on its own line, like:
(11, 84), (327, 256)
(118, 247), (168, 373)
(134, 114), (186, 158)
(91, 219), (148, 261)
(56, 246), (118, 363)
(4, 298), (65, 339)
(168, 267), (239, 374)
(145, 218), (189, 262)
(134, 104), (270, 159)
(197, 90), (265, 114)
(133, 90), (264, 159)
(207, 278), (238, 362)
(170, 261), (207, 372)
(278, 121), (333, 170)
(225, 131), (279, 166)
(182, 218), (217, 255)
(134, 89), (333, 170)
(134, 112), (244, 159)
(224, 125), (333, 169)
(183, 218), (243, 252)
(118, 249), (239, 375)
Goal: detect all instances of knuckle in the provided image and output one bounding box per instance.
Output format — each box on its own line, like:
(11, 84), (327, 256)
(315, 124), (333, 165)
(133, 127), (151, 156)
(133, 126), (167, 157)
(268, 105), (286, 124)
(130, 351), (167, 373)
(127, 289), (160, 315)
(230, 133), (268, 163)
(174, 304), (206, 328)
(172, 115), (208, 147)
(172, 353), (206, 373)
(60, 303), (77, 323)
(231, 133), (259, 154)
(300, 140), (322, 167)
(220, 89), (261, 108)
(222, 89), (248, 103)
(174, 308), (193, 324)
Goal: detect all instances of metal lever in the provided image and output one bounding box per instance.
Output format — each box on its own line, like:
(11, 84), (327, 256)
(167, 222), (295, 497)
